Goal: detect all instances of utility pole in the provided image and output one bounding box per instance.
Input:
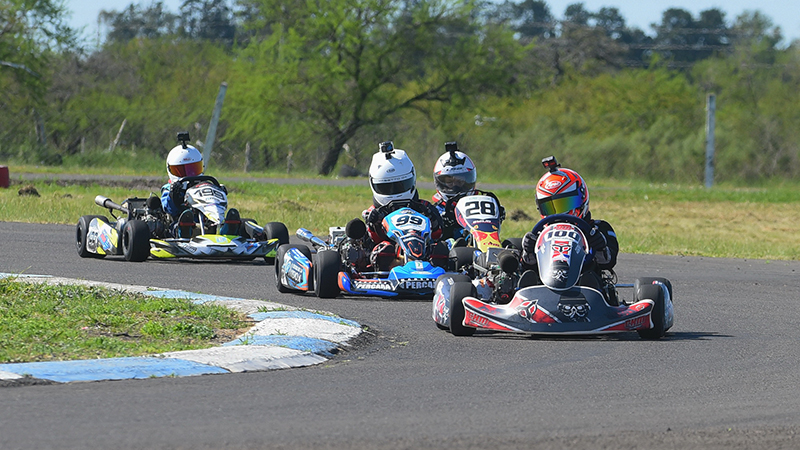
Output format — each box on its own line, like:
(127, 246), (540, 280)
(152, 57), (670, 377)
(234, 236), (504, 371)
(704, 94), (716, 188)
(203, 82), (228, 166)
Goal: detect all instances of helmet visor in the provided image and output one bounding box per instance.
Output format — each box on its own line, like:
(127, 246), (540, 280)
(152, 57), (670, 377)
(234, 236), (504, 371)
(537, 192), (583, 216)
(371, 177), (415, 196)
(435, 171), (476, 195)
(168, 160), (204, 178)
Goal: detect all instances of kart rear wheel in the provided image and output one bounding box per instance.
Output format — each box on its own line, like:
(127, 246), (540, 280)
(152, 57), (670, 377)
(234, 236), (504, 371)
(274, 244), (312, 293)
(449, 280), (477, 337)
(636, 282), (666, 340)
(263, 222), (290, 246)
(76, 215), (108, 258)
(122, 219), (151, 262)
(314, 250), (341, 299)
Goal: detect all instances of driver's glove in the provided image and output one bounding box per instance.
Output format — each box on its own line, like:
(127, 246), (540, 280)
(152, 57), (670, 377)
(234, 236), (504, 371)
(521, 231), (537, 267)
(588, 226), (612, 265)
(588, 225), (607, 252)
(170, 185), (186, 207)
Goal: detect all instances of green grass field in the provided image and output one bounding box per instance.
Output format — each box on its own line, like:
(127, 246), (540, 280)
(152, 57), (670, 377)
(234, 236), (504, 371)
(2, 173), (799, 260)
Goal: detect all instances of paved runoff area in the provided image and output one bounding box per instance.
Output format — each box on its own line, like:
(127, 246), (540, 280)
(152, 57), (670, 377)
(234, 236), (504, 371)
(0, 273), (362, 383)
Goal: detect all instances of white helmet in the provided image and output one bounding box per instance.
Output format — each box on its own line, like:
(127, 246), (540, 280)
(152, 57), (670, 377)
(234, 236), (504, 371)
(368, 141), (417, 206)
(433, 142), (476, 201)
(166, 133), (204, 183)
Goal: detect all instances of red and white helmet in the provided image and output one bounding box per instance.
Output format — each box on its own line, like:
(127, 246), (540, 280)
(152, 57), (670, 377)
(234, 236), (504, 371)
(535, 156), (589, 219)
(433, 142), (476, 201)
(166, 133), (204, 183)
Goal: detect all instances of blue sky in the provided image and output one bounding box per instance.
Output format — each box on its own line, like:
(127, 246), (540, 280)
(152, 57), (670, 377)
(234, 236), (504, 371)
(66, 0), (800, 44)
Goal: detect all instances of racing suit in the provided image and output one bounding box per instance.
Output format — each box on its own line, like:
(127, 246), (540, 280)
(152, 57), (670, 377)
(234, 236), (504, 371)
(358, 197), (447, 271)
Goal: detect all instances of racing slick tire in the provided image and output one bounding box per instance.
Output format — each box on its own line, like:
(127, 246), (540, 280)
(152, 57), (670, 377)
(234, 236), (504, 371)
(263, 222), (290, 246)
(434, 274), (470, 330)
(449, 246), (475, 272)
(275, 244), (313, 293)
(449, 280), (477, 337)
(122, 219), (151, 262)
(635, 281), (666, 340)
(635, 277), (673, 301)
(76, 215), (109, 258)
(314, 250), (341, 299)
(262, 222), (290, 264)
(502, 237), (523, 251)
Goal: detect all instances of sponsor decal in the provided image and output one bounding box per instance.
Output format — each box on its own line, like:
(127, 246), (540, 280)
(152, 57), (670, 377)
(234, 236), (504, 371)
(544, 179), (562, 190)
(353, 279), (393, 291)
(465, 310), (490, 327)
(557, 298), (591, 322)
(287, 263), (305, 285)
(516, 300), (539, 321)
(433, 291), (449, 323)
(625, 316), (648, 330)
(398, 279), (434, 290)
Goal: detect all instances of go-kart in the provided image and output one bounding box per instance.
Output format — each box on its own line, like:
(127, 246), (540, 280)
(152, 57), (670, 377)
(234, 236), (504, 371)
(274, 202), (448, 298)
(432, 214), (674, 339)
(75, 175), (289, 262)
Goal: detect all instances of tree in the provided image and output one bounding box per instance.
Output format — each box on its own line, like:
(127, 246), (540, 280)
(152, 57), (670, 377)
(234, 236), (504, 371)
(0, 0), (77, 101)
(100, 2), (179, 43)
(229, 0), (521, 175)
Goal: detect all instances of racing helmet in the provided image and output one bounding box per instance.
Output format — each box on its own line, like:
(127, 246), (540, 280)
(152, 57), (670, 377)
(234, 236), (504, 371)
(433, 141), (477, 201)
(166, 132), (204, 183)
(368, 141), (417, 206)
(535, 156), (589, 219)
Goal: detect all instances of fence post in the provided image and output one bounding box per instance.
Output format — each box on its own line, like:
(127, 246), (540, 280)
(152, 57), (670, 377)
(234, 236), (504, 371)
(704, 94), (716, 188)
(203, 82), (228, 166)
(108, 118), (127, 152)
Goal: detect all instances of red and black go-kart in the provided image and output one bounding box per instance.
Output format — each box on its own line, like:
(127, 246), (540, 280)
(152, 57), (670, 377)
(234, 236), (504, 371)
(432, 214), (674, 339)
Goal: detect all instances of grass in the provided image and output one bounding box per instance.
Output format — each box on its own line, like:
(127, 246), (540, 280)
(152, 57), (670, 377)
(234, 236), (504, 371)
(0, 279), (251, 363)
(2, 175), (800, 260)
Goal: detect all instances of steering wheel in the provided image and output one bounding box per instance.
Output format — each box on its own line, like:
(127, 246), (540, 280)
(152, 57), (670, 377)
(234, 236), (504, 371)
(177, 175), (222, 189)
(530, 213), (592, 236)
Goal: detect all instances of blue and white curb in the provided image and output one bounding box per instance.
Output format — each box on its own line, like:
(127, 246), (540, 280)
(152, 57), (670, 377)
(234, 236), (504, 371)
(0, 273), (363, 383)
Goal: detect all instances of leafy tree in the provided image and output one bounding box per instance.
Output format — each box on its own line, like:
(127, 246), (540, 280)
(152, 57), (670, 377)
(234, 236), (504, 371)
(179, 0), (236, 42)
(229, 0), (521, 175)
(651, 7), (732, 65)
(563, 3), (589, 26)
(0, 0), (77, 100)
(100, 2), (179, 43)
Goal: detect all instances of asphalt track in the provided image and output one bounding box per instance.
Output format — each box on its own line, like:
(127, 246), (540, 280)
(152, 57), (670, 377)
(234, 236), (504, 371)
(2, 221), (800, 449)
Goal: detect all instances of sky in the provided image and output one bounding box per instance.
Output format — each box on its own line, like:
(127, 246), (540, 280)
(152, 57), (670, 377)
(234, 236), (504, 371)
(65, 0), (800, 44)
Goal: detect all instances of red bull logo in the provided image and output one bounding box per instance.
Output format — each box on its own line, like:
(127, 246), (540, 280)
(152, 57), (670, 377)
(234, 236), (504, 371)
(474, 229), (501, 252)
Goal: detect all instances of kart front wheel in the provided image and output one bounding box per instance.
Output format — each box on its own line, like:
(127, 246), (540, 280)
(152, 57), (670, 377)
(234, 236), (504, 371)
(433, 274), (471, 331)
(635, 281), (666, 340)
(449, 280), (477, 337)
(449, 246), (475, 272)
(76, 215), (109, 258)
(274, 244), (312, 293)
(635, 277), (673, 301)
(314, 250), (341, 299)
(122, 219), (151, 262)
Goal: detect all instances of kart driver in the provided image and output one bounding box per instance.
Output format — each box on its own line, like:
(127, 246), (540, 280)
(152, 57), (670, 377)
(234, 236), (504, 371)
(431, 141), (506, 242)
(520, 156), (619, 304)
(160, 132), (240, 238)
(346, 141), (447, 271)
